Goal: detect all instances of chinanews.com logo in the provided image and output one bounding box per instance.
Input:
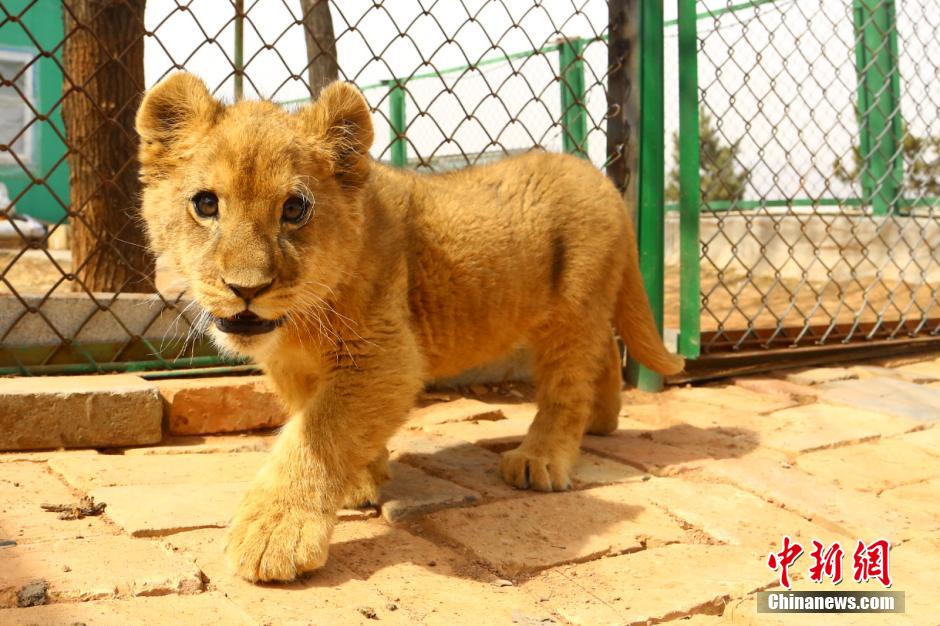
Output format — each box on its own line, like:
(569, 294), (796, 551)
(757, 536), (905, 614)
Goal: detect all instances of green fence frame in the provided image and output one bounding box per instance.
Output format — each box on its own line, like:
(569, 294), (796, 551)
(559, 37), (588, 158)
(233, 0), (245, 101)
(376, 40), (592, 165)
(625, 0), (668, 392)
(385, 79), (408, 167)
(8, 0), (932, 376)
(669, 0), (938, 360)
(852, 0), (903, 216)
(677, 0), (701, 359)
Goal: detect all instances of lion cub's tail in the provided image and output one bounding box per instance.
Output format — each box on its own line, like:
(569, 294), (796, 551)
(614, 224), (686, 376)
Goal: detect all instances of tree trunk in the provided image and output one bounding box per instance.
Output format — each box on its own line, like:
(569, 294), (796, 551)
(62, 0), (154, 293)
(606, 0), (639, 220)
(299, 0), (338, 99)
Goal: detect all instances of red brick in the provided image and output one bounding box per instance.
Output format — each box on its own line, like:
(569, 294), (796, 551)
(0, 461), (117, 543)
(406, 397), (506, 428)
(629, 476), (850, 551)
(166, 527), (411, 625)
(525, 544), (775, 625)
(0, 375), (162, 451)
(633, 419), (763, 461)
(677, 616), (726, 625)
(93, 481), (372, 537)
(702, 456), (938, 541)
(390, 432), (518, 500)
(618, 405), (786, 463)
(878, 479), (940, 522)
(849, 365), (940, 391)
(894, 357), (940, 382)
(786, 367), (858, 386)
(0, 535), (204, 608)
(49, 452), (268, 490)
(379, 462), (480, 522)
(734, 376), (821, 399)
(818, 377), (940, 422)
(91, 482), (247, 537)
(0, 594), (253, 625)
(391, 432), (644, 501)
(572, 452), (646, 487)
(626, 401), (747, 430)
(418, 402), (536, 448)
(170, 522), (554, 626)
(157, 375), (287, 435)
(888, 535), (940, 624)
(332, 521), (554, 625)
(759, 404), (918, 453)
(422, 483), (687, 576)
(619, 401), (687, 427)
(796, 439), (940, 492)
(582, 423), (716, 475)
(897, 427), (940, 456)
(121, 433), (276, 455)
(0, 449), (98, 463)
(667, 384), (799, 414)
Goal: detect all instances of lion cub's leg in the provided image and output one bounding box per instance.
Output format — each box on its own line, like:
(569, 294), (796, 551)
(343, 448), (390, 508)
(586, 334), (623, 436)
(500, 321), (610, 492)
(225, 328), (422, 582)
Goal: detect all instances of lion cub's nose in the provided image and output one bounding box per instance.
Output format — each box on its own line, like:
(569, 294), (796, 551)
(225, 280), (274, 304)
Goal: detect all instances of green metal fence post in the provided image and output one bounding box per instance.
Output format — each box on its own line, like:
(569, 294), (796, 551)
(386, 79), (408, 167)
(625, 0), (667, 392)
(852, 0), (902, 215)
(677, 0), (701, 358)
(233, 0), (244, 101)
(559, 37), (588, 158)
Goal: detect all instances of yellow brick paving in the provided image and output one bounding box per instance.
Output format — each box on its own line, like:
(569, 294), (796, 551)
(2, 357), (939, 624)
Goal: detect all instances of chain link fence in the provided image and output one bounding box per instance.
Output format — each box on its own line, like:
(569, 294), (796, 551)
(1, 0), (938, 377)
(0, 0), (623, 376)
(669, 0), (940, 356)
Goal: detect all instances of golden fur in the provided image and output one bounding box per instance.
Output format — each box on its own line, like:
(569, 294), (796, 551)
(136, 73), (684, 582)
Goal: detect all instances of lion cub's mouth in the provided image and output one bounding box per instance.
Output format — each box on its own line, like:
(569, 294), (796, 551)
(213, 311), (283, 336)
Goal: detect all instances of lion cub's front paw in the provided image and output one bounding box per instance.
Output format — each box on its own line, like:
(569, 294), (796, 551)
(225, 490), (333, 582)
(500, 447), (573, 492)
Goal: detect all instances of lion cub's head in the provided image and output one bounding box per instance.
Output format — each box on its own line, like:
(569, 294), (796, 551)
(135, 72), (374, 356)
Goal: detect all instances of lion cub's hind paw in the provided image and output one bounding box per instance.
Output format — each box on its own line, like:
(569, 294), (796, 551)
(342, 451), (391, 509)
(342, 478), (381, 509)
(499, 448), (573, 492)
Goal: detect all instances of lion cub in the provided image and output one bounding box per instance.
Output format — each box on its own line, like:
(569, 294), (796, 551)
(135, 73), (683, 582)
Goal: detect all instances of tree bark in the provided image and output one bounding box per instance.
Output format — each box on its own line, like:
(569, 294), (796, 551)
(62, 0), (154, 293)
(299, 0), (339, 100)
(606, 0), (639, 223)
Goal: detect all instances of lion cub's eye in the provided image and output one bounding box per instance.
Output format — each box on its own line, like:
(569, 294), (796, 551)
(192, 191), (219, 218)
(282, 195), (312, 225)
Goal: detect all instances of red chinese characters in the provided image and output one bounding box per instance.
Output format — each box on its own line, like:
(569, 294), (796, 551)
(852, 539), (892, 587)
(767, 535), (804, 589)
(808, 540), (844, 584)
(767, 537), (893, 589)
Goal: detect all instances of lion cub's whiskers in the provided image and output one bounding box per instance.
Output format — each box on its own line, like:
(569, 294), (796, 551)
(158, 298), (200, 357)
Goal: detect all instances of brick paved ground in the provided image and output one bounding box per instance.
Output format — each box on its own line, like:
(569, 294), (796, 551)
(2, 357), (939, 624)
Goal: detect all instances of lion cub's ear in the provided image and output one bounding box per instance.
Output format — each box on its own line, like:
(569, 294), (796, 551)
(301, 82), (374, 189)
(136, 72), (222, 177)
